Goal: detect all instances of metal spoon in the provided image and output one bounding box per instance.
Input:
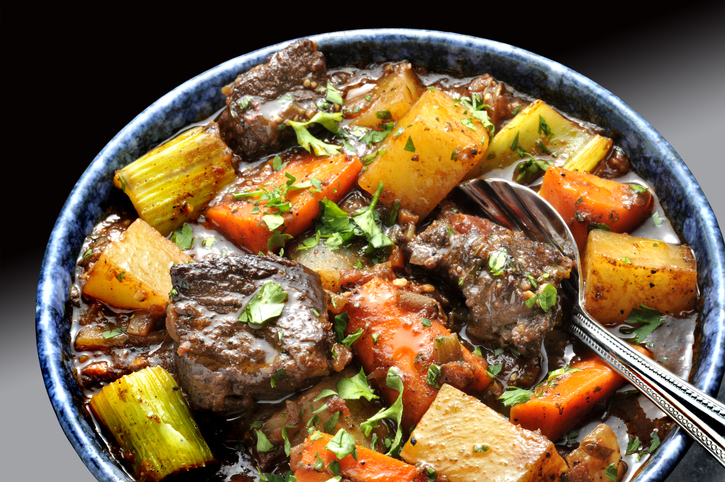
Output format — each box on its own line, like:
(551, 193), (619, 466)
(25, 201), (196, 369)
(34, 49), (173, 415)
(450, 177), (725, 468)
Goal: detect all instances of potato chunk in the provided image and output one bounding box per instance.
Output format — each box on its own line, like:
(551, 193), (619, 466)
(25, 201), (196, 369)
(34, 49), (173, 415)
(400, 384), (567, 482)
(358, 88), (490, 219)
(465, 99), (612, 180)
(347, 62), (425, 129)
(82, 218), (192, 312)
(583, 229), (698, 325)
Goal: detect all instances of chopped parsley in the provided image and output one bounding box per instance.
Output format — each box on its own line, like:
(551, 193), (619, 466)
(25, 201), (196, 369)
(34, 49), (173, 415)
(652, 211), (666, 226)
(325, 428), (358, 461)
(326, 81), (343, 106)
(622, 304), (664, 344)
(102, 327), (126, 339)
(525, 283), (558, 312)
(239, 281), (288, 326)
(498, 386), (534, 407)
(488, 248), (508, 276)
(351, 182), (393, 250)
(285, 111), (343, 156)
(426, 364), (442, 389)
(336, 367), (379, 402)
(361, 367), (405, 456)
(460, 93), (494, 135)
(270, 368), (286, 388)
(486, 363), (503, 378)
(333, 312), (349, 343)
(404, 135), (416, 152)
(255, 429), (275, 452)
(171, 223), (195, 250)
(341, 328), (364, 348)
(605, 462), (618, 481)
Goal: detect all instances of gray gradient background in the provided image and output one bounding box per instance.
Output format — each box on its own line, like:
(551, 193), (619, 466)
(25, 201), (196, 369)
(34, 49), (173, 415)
(3, 3), (724, 480)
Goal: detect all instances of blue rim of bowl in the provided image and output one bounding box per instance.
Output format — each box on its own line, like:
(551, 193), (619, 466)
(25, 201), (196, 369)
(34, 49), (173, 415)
(36, 28), (725, 481)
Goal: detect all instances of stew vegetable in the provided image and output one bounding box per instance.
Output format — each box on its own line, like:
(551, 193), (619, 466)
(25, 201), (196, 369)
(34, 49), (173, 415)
(70, 39), (700, 482)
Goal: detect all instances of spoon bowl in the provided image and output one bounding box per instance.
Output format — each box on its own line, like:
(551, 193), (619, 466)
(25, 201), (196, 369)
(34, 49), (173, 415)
(451, 177), (725, 468)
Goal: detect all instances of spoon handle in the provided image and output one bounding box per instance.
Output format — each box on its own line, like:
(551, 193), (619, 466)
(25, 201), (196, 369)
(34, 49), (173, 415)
(569, 306), (725, 468)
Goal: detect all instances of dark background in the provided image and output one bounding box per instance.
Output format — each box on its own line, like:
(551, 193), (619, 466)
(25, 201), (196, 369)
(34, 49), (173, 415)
(3, 3), (724, 480)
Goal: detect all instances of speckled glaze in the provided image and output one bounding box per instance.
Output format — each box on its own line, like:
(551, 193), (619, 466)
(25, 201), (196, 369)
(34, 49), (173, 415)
(36, 29), (725, 481)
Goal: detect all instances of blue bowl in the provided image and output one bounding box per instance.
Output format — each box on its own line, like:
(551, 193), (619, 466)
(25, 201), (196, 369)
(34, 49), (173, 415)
(36, 28), (725, 481)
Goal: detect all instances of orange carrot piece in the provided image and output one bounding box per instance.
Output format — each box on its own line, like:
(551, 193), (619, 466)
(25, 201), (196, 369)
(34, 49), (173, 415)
(344, 277), (492, 431)
(509, 347), (649, 442)
(205, 152), (362, 253)
(291, 432), (429, 482)
(539, 165), (654, 252)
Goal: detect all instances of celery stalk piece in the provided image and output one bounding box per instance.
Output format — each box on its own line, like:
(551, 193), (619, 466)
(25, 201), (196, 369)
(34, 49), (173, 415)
(89, 366), (215, 481)
(114, 123), (237, 236)
(464, 99), (612, 180)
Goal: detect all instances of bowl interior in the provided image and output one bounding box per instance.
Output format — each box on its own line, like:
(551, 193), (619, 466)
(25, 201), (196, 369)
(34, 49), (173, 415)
(36, 28), (725, 481)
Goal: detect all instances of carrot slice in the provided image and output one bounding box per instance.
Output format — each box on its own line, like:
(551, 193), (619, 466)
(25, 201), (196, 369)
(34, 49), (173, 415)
(344, 276), (492, 431)
(205, 152), (362, 253)
(539, 165), (654, 252)
(509, 347), (649, 442)
(290, 432), (429, 482)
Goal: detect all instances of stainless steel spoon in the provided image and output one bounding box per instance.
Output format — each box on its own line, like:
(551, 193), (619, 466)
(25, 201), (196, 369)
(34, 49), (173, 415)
(450, 177), (725, 468)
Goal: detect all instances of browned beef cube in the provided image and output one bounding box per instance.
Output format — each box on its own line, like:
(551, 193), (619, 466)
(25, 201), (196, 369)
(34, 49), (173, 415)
(217, 39), (328, 160)
(166, 254), (334, 414)
(405, 205), (573, 359)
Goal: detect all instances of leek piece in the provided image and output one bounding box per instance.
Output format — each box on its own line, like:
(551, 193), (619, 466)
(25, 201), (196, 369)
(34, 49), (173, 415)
(114, 123), (236, 236)
(89, 366), (215, 481)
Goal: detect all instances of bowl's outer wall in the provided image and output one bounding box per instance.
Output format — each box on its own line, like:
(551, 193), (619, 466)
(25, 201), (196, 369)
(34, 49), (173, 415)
(36, 29), (725, 482)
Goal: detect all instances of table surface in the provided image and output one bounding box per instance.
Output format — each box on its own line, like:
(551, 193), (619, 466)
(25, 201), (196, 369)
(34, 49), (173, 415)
(3, 3), (724, 480)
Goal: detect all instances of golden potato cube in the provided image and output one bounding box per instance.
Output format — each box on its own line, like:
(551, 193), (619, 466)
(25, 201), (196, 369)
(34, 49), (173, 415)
(400, 384), (567, 482)
(583, 229), (698, 325)
(347, 62), (425, 129)
(465, 99), (611, 180)
(358, 88), (490, 219)
(82, 218), (192, 312)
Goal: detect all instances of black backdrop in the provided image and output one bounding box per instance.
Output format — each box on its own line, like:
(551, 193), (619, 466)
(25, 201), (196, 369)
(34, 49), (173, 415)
(4, 2), (724, 480)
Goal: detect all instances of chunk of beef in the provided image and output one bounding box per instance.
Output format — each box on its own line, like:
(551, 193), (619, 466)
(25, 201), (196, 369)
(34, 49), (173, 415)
(217, 39), (328, 160)
(404, 204), (573, 359)
(166, 254), (335, 414)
